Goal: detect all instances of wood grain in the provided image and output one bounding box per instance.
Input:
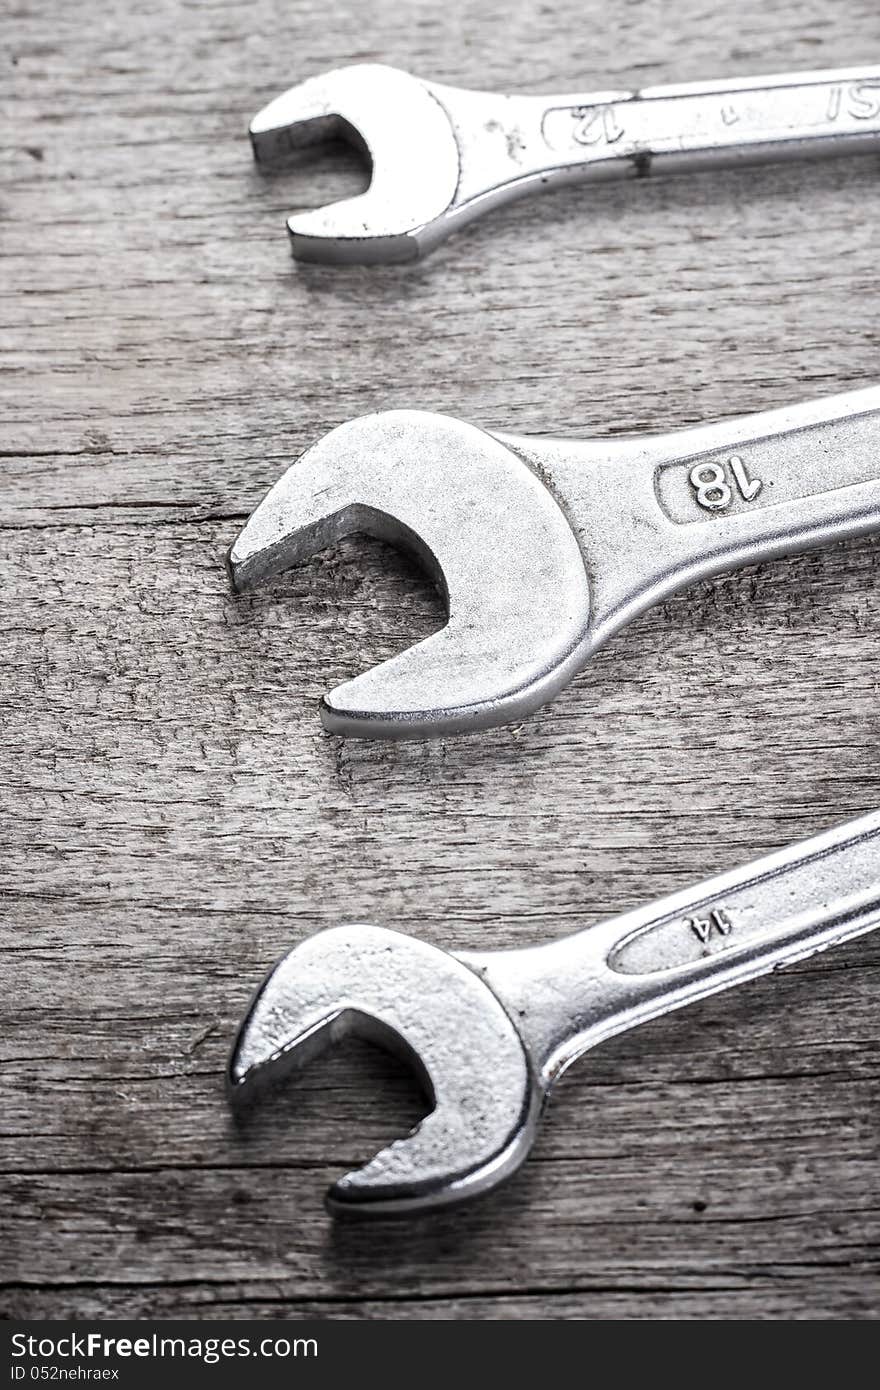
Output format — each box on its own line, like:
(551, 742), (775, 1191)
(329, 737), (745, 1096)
(2, 0), (879, 1320)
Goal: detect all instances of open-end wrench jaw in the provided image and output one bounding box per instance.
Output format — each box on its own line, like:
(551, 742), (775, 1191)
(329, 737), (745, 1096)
(228, 926), (536, 1215)
(227, 411), (593, 739)
(249, 65), (460, 263)
(229, 813), (880, 1216)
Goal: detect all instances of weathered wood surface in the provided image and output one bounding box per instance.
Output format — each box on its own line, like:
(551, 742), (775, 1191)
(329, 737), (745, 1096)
(2, 0), (880, 1321)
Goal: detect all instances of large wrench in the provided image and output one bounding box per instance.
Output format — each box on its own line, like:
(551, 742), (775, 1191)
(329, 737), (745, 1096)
(228, 387), (880, 738)
(229, 811), (880, 1214)
(249, 64), (880, 262)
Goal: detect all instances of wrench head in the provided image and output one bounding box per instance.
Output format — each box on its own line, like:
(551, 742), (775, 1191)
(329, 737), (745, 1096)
(229, 926), (535, 1214)
(227, 411), (592, 738)
(250, 65), (460, 263)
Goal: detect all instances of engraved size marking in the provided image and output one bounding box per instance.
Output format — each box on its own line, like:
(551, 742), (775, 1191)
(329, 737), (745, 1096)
(827, 81), (880, 123)
(688, 908), (733, 946)
(689, 455), (763, 512)
(571, 104), (625, 146)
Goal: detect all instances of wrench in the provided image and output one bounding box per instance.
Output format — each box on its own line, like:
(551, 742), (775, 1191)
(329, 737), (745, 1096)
(229, 810), (880, 1215)
(249, 64), (880, 262)
(227, 387), (880, 738)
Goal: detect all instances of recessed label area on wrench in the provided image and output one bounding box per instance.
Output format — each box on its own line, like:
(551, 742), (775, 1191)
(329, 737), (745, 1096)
(611, 903), (739, 972)
(654, 410), (880, 523)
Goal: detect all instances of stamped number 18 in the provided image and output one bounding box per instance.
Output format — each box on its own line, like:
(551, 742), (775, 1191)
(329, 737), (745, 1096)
(689, 455), (764, 512)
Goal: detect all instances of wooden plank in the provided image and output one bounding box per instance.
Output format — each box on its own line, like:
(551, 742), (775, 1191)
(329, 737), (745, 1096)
(2, 0), (879, 1320)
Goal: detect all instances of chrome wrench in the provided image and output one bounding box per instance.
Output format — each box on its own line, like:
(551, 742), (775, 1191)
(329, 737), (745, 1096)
(249, 64), (880, 262)
(230, 810), (880, 1214)
(228, 386), (880, 738)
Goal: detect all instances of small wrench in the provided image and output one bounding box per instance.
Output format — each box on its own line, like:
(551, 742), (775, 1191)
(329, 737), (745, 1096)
(229, 811), (880, 1214)
(227, 387), (880, 738)
(249, 64), (880, 262)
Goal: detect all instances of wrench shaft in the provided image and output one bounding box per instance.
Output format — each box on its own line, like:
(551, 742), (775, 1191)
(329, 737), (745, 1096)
(539, 69), (880, 174)
(649, 390), (880, 581)
(512, 387), (880, 656)
(447, 68), (880, 208)
(467, 811), (880, 1088)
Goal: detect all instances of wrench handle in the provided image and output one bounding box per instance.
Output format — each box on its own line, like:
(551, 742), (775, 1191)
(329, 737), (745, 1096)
(445, 68), (880, 208)
(470, 811), (880, 1087)
(523, 387), (880, 653)
(650, 387), (880, 577)
(538, 68), (880, 175)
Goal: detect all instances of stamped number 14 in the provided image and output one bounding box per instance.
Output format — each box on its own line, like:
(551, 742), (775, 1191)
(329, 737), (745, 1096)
(689, 455), (763, 512)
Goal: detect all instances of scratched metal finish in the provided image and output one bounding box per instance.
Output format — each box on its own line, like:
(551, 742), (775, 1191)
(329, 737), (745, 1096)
(228, 410), (592, 735)
(230, 925), (532, 1213)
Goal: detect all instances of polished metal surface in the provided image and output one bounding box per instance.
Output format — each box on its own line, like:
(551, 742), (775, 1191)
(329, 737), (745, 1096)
(250, 63), (880, 262)
(228, 387), (880, 738)
(229, 811), (880, 1215)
